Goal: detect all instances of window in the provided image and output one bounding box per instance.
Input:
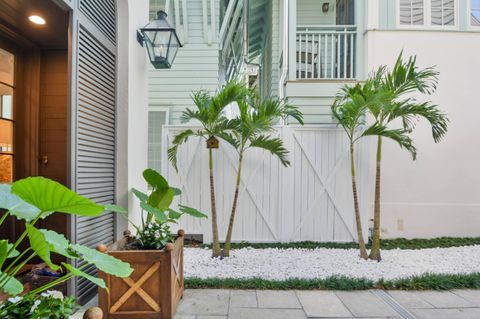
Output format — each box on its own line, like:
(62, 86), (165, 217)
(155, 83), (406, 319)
(0, 48), (15, 183)
(398, 0), (456, 27)
(400, 0), (425, 25)
(431, 0), (455, 26)
(471, 0), (480, 26)
(148, 107), (169, 173)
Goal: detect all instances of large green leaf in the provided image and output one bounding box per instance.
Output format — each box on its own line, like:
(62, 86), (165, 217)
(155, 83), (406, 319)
(167, 209), (182, 220)
(104, 204), (127, 214)
(39, 229), (78, 259)
(179, 205), (208, 218)
(26, 224), (59, 270)
(62, 263), (106, 289)
(140, 202), (167, 222)
(12, 177), (104, 217)
(0, 184), (41, 221)
(0, 272), (23, 295)
(143, 169), (169, 190)
(72, 244), (132, 278)
(131, 188), (148, 203)
(148, 187), (174, 211)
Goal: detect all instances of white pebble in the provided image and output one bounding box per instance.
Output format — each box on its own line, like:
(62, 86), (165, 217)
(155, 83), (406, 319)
(183, 246), (480, 281)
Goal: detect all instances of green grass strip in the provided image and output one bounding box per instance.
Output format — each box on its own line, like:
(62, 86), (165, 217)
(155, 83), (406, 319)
(195, 237), (480, 251)
(185, 273), (480, 290)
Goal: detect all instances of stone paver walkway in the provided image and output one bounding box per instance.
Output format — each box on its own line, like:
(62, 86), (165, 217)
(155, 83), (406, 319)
(71, 289), (480, 318)
(174, 289), (480, 319)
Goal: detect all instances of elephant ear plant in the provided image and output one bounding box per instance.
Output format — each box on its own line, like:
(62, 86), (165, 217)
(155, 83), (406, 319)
(0, 177), (133, 306)
(130, 168), (207, 250)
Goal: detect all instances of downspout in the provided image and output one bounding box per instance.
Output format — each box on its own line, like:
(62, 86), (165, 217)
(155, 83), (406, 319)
(278, 0), (289, 125)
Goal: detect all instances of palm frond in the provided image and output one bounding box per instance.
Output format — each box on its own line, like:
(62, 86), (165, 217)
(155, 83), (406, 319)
(249, 135), (290, 167)
(387, 100), (449, 143)
(384, 52), (439, 96)
(211, 81), (250, 115)
(217, 131), (240, 149)
(361, 123), (417, 159)
(168, 129), (203, 171)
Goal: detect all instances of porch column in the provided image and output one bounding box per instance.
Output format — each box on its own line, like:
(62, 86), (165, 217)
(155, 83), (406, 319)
(287, 0), (297, 81)
(117, 0), (150, 236)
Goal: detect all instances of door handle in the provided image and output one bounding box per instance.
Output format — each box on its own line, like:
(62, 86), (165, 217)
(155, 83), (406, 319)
(40, 155), (49, 165)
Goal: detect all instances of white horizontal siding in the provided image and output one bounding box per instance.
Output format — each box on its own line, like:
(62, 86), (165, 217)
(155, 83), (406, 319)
(297, 0), (336, 25)
(148, 0), (220, 124)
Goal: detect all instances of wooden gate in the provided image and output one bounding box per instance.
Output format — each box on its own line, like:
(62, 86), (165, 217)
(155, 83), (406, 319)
(162, 125), (372, 243)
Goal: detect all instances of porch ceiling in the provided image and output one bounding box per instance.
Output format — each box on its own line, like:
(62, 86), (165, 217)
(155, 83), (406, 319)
(247, 0), (268, 63)
(0, 0), (68, 49)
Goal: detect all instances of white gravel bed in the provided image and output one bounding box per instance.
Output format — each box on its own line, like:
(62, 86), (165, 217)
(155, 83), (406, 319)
(184, 246), (480, 281)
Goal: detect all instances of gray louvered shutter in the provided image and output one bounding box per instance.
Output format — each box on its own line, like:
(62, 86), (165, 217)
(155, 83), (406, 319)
(70, 0), (117, 305)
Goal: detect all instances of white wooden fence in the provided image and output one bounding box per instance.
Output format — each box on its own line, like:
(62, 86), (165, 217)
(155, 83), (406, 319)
(162, 125), (373, 243)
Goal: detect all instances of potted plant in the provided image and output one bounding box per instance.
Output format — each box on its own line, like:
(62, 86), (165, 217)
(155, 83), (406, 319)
(0, 177), (133, 318)
(98, 169), (206, 319)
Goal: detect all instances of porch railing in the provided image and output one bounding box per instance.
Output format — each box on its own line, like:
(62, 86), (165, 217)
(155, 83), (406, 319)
(296, 25), (356, 80)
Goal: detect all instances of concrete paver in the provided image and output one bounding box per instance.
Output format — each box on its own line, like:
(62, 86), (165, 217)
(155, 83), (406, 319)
(176, 289), (230, 316)
(451, 289), (480, 307)
(229, 290), (258, 308)
(387, 290), (435, 309)
(335, 290), (399, 317)
(411, 308), (480, 319)
(413, 291), (476, 308)
(229, 308), (307, 319)
(296, 290), (352, 318)
(256, 290), (302, 309)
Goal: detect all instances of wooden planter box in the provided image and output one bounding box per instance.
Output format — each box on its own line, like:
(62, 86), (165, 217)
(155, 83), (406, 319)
(98, 230), (185, 319)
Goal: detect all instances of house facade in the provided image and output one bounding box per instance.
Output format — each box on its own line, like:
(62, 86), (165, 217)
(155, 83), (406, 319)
(152, 0), (480, 242)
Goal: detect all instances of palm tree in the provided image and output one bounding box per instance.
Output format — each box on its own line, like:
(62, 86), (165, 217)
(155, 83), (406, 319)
(368, 53), (449, 261)
(332, 74), (417, 260)
(168, 81), (249, 257)
(222, 94), (303, 257)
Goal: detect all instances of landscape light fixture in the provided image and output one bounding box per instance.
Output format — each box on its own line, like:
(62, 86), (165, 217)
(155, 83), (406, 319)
(137, 10), (182, 69)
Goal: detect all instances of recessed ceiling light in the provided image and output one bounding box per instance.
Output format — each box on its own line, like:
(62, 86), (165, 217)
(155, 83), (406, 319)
(29, 15), (46, 25)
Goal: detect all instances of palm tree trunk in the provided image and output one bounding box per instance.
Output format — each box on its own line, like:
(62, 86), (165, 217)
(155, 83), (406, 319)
(209, 148), (221, 258)
(223, 153), (243, 257)
(350, 143), (369, 260)
(369, 136), (382, 261)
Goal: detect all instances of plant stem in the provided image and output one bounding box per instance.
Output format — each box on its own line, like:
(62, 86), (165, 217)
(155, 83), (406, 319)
(350, 143), (368, 260)
(7, 253), (36, 278)
(5, 214), (42, 260)
(209, 148), (221, 258)
(3, 248), (32, 274)
(0, 211), (9, 228)
(0, 253), (36, 290)
(224, 152), (244, 257)
(369, 136), (382, 261)
(26, 273), (74, 296)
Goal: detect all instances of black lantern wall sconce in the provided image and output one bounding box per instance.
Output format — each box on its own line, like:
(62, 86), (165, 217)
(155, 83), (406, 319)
(137, 10), (183, 69)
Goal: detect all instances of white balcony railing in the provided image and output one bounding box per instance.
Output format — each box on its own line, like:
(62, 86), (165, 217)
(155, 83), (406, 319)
(296, 25), (356, 80)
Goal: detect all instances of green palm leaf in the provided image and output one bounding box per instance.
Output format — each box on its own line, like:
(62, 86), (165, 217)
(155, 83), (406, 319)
(249, 135), (290, 167)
